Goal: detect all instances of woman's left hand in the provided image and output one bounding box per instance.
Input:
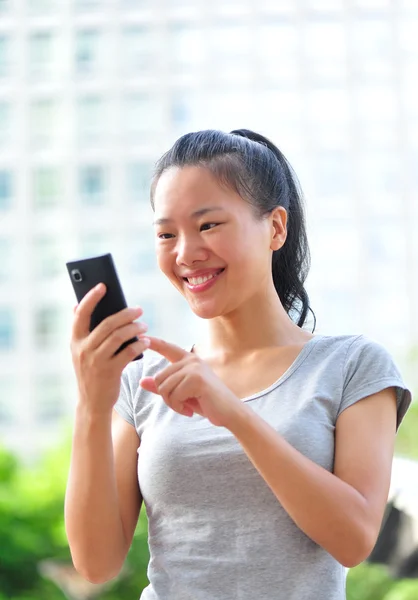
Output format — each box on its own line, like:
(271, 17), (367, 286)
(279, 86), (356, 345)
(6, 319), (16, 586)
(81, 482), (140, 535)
(139, 337), (245, 428)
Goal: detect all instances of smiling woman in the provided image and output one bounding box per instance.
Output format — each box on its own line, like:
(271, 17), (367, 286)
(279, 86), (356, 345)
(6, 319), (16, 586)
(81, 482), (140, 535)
(65, 129), (412, 600)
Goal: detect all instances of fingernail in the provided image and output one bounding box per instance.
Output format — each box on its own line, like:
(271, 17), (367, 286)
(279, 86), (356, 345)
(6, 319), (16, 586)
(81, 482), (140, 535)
(95, 283), (104, 292)
(141, 337), (150, 346)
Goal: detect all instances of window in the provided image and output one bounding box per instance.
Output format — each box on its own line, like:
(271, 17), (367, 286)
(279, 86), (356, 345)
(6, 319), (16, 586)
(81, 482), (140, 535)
(34, 306), (60, 349)
(29, 32), (54, 80)
(304, 22), (346, 83)
(30, 99), (57, 147)
(28, 0), (56, 13)
(34, 236), (62, 278)
(35, 376), (65, 423)
(75, 30), (100, 75)
(126, 162), (152, 201)
(0, 307), (14, 350)
(0, 0), (10, 13)
(352, 19), (393, 81)
(358, 152), (401, 217)
(399, 19), (418, 59)
(0, 36), (10, 78)
(168, 24), (204, 68)
(0, 102), (11, 146)
(33, 167), (60, 209)
(355, 86), (397, 122)
(76, 96), (105, 145)
(0, 238), (13, 282)
(79, 165), (106, 205)
(75, 0), (101, 10)
(123, 26), (157, 75)
(311, 152), (353, 218)
(257, 22), (298, 84)
(124, 95), (164, 137)
(79, 233), (108, 258)
(0, 378), (15, 426)
(0, 170), (12, 210)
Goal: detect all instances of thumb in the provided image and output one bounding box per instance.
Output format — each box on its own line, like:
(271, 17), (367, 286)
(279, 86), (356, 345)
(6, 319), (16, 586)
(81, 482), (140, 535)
(140, 377), (159, 394)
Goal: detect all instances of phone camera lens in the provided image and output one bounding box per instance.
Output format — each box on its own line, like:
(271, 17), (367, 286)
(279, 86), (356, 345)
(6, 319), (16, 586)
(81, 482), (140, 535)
(71, 269), (83, 283)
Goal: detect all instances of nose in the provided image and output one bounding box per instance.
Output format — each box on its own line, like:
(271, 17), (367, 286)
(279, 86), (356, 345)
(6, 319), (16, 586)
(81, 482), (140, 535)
(175, 234), (209, 266)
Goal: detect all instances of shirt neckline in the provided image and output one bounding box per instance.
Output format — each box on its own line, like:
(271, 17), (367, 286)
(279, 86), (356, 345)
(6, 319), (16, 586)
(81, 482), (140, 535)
(240, 334), (324, 402)
(189, 335), (324, 402)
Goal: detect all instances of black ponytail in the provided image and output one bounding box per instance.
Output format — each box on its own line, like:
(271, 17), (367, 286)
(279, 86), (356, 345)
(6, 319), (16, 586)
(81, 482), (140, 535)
(151, 128), (316, 331)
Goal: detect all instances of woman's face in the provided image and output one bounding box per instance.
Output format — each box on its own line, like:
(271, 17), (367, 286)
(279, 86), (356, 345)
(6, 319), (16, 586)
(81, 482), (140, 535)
(153, 165), (285, 319)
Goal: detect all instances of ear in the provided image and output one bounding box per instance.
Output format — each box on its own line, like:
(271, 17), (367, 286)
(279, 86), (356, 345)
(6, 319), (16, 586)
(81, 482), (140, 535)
(270, 206), (287, 251)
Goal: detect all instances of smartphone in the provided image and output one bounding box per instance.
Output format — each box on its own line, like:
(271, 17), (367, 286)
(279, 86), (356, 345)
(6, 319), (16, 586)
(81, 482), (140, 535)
(66, 253), (143, 360)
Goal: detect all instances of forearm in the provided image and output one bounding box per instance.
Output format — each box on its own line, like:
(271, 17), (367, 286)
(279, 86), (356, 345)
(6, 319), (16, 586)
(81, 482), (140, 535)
(228, 404), (372, 567)
(65, 403), (126, 582)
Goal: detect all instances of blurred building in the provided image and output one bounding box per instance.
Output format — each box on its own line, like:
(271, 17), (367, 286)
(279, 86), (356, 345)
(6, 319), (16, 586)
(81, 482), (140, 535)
(0, 0), (417, 456)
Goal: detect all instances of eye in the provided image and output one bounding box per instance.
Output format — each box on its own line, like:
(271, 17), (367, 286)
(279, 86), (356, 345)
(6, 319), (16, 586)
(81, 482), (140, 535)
(200, 222), (220, 231)
(157, 232), (175, 240)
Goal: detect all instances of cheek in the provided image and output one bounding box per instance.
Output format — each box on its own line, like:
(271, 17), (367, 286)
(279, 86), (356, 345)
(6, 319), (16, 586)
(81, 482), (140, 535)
(156, 247), (172, 277)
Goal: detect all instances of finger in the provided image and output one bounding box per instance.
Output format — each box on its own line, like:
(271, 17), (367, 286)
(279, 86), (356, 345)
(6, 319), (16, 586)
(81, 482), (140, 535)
(95, 322), (148, 359)
(146, 336), (189, 363)
(153, 360), (184, 388)
(72, 283), (107, 340)
(156, 370), (195, 417)
(140, 377), (159, 394)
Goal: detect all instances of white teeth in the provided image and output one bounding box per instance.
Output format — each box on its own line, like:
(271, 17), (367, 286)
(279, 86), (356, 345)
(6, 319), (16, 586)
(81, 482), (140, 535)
(187, 272), (219, 286)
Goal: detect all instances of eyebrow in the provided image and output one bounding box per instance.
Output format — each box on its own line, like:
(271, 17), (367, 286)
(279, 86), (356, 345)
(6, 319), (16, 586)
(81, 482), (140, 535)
(153, 206), (225, 226)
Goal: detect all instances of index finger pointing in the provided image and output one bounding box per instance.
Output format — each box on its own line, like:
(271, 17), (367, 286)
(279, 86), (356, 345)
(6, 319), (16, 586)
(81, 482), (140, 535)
(72, 283), (106, 340)
(146, 336), (188, 363)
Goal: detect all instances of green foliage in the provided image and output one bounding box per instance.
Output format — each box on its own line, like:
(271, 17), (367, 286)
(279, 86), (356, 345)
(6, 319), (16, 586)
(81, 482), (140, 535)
(0, 436), (151, 600)
(347, 564), (397, 600)
(395, 401), (418, 460)
(384, 579), (418, 600)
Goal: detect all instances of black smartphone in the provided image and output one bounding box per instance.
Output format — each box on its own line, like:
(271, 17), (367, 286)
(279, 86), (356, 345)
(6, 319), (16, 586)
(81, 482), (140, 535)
(66, 253), (143, 360)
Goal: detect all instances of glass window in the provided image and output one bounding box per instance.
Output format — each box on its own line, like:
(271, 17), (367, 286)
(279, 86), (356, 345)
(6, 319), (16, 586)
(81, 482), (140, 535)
(399, 19), (418, 58)
(126, 162), (152, 202)
(75, 0), (101, 10)
(304, 22), (346, 83)
(0, 170), (12, 210)
(79, 165), (106, 205)
(0, 237), (13, 282)
(123, 26), (157, 75)
(168, 24), (204, 67)
(34, 236), (62, 278)
(311, 152), (353, 218)
(30, 99), (57, 147)
(33, 167), (60, 209)
(124, 95), (163, 137)
(35, 376), (65, 423)
(0, 378), (14, 425)
(259, 0), (295, 15)
(79, 233), (108, 258)
(34, 306), (60, 349)
(29, 32), (54, 80)
(353, 0), (391, 8)
(305, 0), (344, 10)
(355, 86), (397, 122)
(75, 30), (101, 76)
(358, 152), (401, 214)
(28, 0), (56, 12)
(257, 22), (299, 84)
(0, 307), (14, 350)
(0, 1), (10, 13)
(0, 101), (11, 146)
(0, 36), (10, 78)
(77, 96), (105, 145)
(352, 19), (393, 80)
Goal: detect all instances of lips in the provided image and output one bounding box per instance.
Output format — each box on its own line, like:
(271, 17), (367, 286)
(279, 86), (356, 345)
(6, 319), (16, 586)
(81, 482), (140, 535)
(182, 268), (225, 292)
(184, 269), (224, 285)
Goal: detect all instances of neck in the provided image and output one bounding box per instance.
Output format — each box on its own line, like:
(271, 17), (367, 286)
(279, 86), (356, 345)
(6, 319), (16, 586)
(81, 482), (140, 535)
(194, 287), (313, 363)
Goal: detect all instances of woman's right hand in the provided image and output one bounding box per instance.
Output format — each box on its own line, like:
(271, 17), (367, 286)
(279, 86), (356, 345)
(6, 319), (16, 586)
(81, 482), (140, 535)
(70, 283), (150, 415)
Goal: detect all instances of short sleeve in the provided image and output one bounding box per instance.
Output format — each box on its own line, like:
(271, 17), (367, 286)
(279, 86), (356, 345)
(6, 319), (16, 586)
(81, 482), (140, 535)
(114, 359), (144, 427)
(337, 335), (412, 431)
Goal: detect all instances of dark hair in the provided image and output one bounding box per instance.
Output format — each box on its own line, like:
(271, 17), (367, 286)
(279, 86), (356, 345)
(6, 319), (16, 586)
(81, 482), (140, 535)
(150, 128), (315, 331)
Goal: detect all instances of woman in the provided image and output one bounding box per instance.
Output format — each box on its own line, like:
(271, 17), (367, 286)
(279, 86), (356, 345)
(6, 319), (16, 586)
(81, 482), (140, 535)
(65, 129), (412, 599)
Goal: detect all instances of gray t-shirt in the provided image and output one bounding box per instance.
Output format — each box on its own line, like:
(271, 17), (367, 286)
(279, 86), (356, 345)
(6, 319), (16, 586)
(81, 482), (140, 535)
(114, 334), (412, 600)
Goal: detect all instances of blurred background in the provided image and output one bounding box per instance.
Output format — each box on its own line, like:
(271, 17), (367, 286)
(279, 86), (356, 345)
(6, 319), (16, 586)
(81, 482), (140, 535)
(0, 0), (417, 598)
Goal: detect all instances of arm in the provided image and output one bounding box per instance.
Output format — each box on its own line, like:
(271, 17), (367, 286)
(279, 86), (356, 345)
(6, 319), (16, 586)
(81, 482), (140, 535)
(227, 387), (398, 568)
(64, 409), (142, 583)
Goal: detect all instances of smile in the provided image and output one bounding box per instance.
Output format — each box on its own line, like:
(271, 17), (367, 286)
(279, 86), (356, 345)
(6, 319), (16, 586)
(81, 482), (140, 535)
(183, 269), (225, 292)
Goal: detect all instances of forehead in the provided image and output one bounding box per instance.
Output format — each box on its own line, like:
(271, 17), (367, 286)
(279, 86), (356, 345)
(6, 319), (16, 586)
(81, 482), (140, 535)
(153, 165), (244, 217)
